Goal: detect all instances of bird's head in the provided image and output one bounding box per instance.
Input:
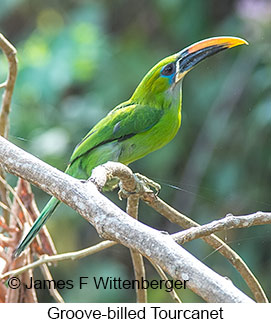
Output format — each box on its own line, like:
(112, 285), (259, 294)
(132, 36), (248, 106)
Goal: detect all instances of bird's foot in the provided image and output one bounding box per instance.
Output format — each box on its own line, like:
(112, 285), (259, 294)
(134, 173), (161, 195)
(118, 173), (161, 200)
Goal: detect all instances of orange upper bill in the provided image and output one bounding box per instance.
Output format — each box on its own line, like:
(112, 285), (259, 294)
(187, 36), (248, 54)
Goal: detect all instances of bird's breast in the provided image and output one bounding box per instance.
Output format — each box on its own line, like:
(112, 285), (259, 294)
(118, 103), (182, 165)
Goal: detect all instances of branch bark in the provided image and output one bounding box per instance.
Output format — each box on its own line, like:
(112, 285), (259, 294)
(0, 33), (18, 138)
(126, 195), (147, 303)
(173, 212), (271, 244)
(0, 33), (18, 219)
(0, 136), (254, 303)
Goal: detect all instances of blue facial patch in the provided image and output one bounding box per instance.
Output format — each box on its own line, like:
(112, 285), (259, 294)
(160, 63), (176, 84)
(160, 72), (175, 84)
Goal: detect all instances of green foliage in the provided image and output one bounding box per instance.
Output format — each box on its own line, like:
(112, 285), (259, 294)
(0, 0), (270, 302)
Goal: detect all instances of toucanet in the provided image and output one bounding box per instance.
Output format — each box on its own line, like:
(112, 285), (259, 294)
(14, 36), (248, 258)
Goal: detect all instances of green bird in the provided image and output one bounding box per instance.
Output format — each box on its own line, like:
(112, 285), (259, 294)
(14, 36), (247, 258)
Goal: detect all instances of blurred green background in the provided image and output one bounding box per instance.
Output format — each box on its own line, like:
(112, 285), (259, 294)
(0, 0), (270, 302)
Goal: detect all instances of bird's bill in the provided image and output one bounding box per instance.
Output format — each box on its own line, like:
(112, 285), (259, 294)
(175, 36), (248, 82)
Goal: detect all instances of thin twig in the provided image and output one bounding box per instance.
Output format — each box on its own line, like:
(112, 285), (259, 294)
(40, 264), (64, 303)
(127, 195), (147, 303)
(173, 212), (271, 244)
(0, 82), (7, 89)
(0, 33), (18, 138)
(0, 175), (32, 228)
(150, 259), (182, 303)
(0, 240), (116, 280)
(0, 33), (18, 220)
(0, 200), (11, 213)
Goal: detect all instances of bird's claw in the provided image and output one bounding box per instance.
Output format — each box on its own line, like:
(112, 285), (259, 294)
(134, 173), (161, 195)
(118, 173), (161, 200)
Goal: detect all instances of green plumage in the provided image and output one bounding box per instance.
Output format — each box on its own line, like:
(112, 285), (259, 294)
(66, 54), (182, 179)
(67, 96), (181, 178)
(14, 36), (247, 257)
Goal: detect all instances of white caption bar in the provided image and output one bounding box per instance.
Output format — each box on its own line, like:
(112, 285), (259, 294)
(1, 303), (270, 322)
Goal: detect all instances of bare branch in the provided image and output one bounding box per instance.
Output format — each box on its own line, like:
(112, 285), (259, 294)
(39, 264), (64, 303)
(173, 212), (271, 244)
(149, 259), (182, 303)
(142, 195), (268, 303)
(0, 33), (17, 220)
(127, 195), (147, 303)
(0, 175), (32, 228)
(0, 240), (116, 280)
(0, 33), (18, 138)
(0, 136), (254, 302)
(0, 200), (11, 213)
(90, 162), (269, 303)
(5, 209), (269, 296)
(0, 82), (7, 89)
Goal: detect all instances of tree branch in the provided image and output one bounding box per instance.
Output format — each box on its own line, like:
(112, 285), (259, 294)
(173, 212), (271, 244)
(0, 33), (18, 220)
(126, 195), (147, 303)
(91, 161), (269, 303)
(0, 241), (116, 280)
(142, 194), (268, 303)
(0, 33), (18, 138)
(0, 136), (254, 302)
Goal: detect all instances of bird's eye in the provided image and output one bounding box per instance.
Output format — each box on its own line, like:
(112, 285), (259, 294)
(161, 63), (175, 76)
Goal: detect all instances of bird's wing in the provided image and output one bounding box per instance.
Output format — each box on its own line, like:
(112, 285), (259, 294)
(69, 103), (163, 166)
